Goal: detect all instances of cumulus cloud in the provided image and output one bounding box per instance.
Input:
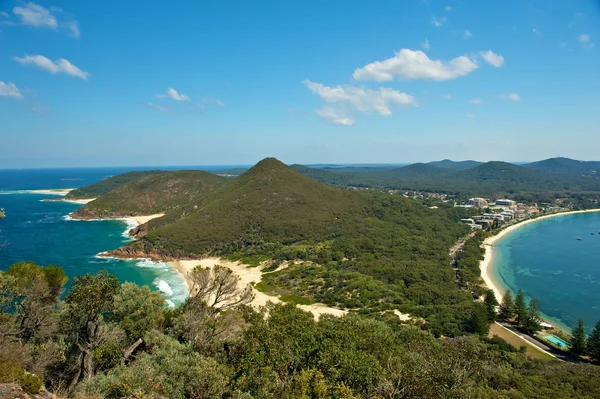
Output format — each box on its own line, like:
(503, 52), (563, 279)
(578, 34), (594, 48)
(469, 98), (482, 104)
(12, 2), (79, 37)
(14, 54), (90, 79)
(304, 80), (416, 115)
(480, 50), (504, 67)
(431, 16), (446, 27)
(0, 81), (24, 99)
(147, 102), (170, 113)
(315, 108), (355, 126)
(353, 49), (479, 82)
(500, 93), (521, 102)
(157, 88), (190, 101)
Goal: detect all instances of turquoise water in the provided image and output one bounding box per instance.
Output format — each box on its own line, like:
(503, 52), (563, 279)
(545, 335), (569, 348)
(490, 212), (600, 333)
(0, 167), (243, 307)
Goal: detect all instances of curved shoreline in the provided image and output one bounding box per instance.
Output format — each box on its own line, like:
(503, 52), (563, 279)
(480, 208), (600, 304)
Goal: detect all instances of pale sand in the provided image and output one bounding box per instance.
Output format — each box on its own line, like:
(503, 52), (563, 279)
(62, 198), (96, 204)
(129, 214), (165, 225)
(172, 258), (348, 319)
(30, 188), (74, 196)
(480, 209), (600, 302)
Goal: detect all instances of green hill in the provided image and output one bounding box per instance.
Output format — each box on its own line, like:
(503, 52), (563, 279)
(524, 157), (600, 177)
(71, 170), (226, 219)
(65, 170), (164, 199)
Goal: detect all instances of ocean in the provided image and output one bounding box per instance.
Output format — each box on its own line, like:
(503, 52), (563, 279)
(0, 166), (244, 307)
(490, 212), (600, 333)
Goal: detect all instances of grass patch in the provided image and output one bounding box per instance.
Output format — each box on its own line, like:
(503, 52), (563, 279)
(279, 294), (315, 306)
(254, 281), (278, 295)
(489, 324), (556, 361)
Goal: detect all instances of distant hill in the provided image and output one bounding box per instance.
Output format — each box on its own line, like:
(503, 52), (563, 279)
(65, 171), (164, 199)
(428, 159), (483, 170)
(524, 157), (600, 177)
(72, 170), (226, 219)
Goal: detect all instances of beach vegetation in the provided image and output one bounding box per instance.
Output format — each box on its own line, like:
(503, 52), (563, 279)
(515, 289), (527, 326)
(522, 297), (541, 333)
(484, 289), (498, 321)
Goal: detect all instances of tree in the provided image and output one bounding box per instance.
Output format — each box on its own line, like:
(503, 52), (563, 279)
(570, 317), (586, 356)
(588, 320), (600, 365)
(188, 265), (254, 311)
(484, 290), (498, 322)
(466, 303), (490, 337)
(111, 282), (165, 342)
(523, 298), (541, 333)
(515, 289), (527, 327)
(498, 289), (515, 320)
(61, 271), (120, 392)
(0, 208), (4, 219)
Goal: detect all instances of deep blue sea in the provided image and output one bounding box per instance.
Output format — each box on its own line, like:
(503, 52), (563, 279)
(490, 212), (600, 333)
(0, 166), (244, 307)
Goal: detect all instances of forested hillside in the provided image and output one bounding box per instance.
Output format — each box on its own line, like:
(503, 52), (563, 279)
(65, 170), (165, 199)
(71, 170), (226, 219)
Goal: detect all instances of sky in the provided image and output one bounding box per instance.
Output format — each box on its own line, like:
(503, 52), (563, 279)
(1, 0), (599, 168)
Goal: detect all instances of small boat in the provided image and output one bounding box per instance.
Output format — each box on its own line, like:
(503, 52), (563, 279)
(592, 233), (596, 235)
(576, 237), (583, 241)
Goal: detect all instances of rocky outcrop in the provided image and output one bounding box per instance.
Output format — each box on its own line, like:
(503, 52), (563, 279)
(0, 384), (56, 399)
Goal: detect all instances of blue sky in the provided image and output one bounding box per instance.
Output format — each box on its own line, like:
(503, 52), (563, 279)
(1, 0), (599, 167)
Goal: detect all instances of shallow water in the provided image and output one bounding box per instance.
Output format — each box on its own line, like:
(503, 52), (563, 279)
(491, 212), (600, 333)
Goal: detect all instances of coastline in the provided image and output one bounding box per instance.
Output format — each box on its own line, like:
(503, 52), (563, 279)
(480, 208), (600, 304)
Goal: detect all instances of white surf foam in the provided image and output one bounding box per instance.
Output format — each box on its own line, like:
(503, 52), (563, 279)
(153, 279), (174, 296)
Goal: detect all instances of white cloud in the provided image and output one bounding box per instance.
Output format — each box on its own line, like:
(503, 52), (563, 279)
(13, 2), (57, 28)
(147, 102), (170, 113)
(202, 97), (225, 107)
(422, 39), (430, 50)
(464, 30), (472, 38)
(578, 34), (594, 48)
(431, 16), (446, 27)
(533, 28), (541, 36)
(466, 113), (475, 118)
(12, 2), (79, 37)
(353, 49), (479, 82)
(304, 80), (416, 115)
(469, 98), (483, 104)
(0, 81), (24, 99)
(445, 6), (452, 11)
(157, 87), (190, 101)
(315, 108), (355, 126)
(500, 93), (521, 102)
(444, 94), (452, 100)
(0, 11), (10, 18)
(14, 54), (90, 79)
(480, 50), (504, 67)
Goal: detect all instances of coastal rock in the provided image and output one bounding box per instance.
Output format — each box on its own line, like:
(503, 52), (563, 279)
(129, 223), (148, 238)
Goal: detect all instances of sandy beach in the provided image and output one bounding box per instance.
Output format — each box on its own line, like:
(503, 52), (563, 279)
(480, 209), (600, 301)
(171, 258), (347, 319)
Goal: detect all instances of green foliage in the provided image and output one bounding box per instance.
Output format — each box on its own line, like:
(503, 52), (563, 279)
(0, 208), (4, 219)
(523, 297), (541, 333)
(499, 289), (516, 320)
(570, 317), (587, 356)
(484, 290), (498, 322)
(73, 170), (226, 219)
(588, 320), (600, 364)
(111, 282), (165, 342)
(65, 170), (165, 199)
(515, 289), (527, 327)
(466, 303), (491, 337)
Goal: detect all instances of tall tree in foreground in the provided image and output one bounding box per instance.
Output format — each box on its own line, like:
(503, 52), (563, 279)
(570, 317), (586, 357)
(466, 303), (490, 337)
(498, 289), (515, 320)
(484, 290), (498, 322)
(515, 289), (527, 327)
(589, 320), (600, 365)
